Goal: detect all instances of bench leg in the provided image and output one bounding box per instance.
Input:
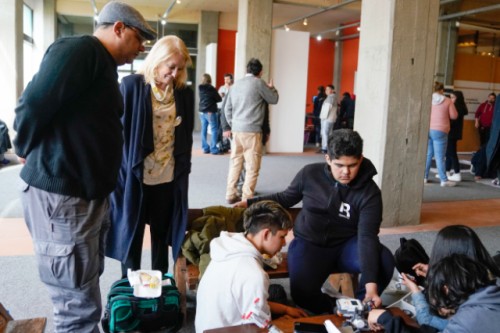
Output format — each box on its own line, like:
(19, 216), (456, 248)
(174, 256), (188, 324)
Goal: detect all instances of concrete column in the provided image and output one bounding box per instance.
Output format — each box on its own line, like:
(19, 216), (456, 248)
(355, 0), (440, 227)
(235, 0), (273, 81)
(195, 11), (219, 130)
(0, 0), (23, 130)
(334, 39), (342, 92)
(42, 0), (57, 51)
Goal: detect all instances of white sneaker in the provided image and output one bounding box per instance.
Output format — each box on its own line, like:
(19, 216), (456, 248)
(424, 178), (428, 184)
(448, 173), (462, 182)
(435, 172), (451, 179)
(441, 180), (456, 187)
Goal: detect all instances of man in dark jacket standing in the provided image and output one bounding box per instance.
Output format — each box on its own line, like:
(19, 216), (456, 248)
(199, 73), (222, 154)
(13, 2), (155, 332)
(236, 129), (394, 314)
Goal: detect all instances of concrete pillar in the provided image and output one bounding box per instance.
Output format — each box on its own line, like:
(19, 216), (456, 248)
(195, 11), (219, 130)
(334, 39), (342, 92)
(42, 0), (57, 51)
(235, 0), (273, 81)
(0, 0), (23, 130)
(355, 0), (440, 227)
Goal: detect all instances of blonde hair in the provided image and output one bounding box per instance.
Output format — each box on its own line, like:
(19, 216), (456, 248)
(139, 35), (192, 89)
(434, 81), (444, 92)
(201, 73), (212, 85)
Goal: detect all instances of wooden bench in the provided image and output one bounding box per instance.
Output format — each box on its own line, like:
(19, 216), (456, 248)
(174, 208), (358, 317)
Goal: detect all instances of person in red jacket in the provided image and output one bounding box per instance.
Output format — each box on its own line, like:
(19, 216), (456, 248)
(475, 92), (496, 146)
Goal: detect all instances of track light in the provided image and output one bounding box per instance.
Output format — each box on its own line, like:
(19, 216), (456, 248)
(284, 25), (290, 32)
(316, 35), (322, 41)
(303, 18), (308, 26)
(161, 17), (167, 25)
(356, 26), (361, 31)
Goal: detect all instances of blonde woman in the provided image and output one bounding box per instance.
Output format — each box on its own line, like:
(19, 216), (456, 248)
(106, 36), (194, 277)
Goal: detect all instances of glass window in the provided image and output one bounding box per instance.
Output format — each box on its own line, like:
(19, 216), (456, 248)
(23, 4), (34, 44)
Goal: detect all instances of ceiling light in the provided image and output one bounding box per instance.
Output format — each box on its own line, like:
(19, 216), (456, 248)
(94, 14), (99, 22)
(303, 18), (308, 26)
(161, 18), (167, 25)
(316, 35), (322, 41)
(356, 26), (361, 31)
(284, 25), (290, 32)
(176, 0), (181, 3)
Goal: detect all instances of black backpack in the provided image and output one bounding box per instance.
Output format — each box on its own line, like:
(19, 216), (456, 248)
(394, 237), (429, 286)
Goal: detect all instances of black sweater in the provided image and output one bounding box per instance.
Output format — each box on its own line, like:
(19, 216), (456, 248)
(14, 36), (123, 200)
(198, 84), (222, 113)
(249, 158), (383, 283)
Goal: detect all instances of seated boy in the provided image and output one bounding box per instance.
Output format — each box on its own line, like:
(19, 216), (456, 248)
(195, 200), (307, 333)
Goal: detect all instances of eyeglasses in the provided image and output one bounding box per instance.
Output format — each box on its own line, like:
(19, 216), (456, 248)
(125, 25), (147, 46)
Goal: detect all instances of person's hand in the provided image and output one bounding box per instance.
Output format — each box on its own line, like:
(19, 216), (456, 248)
(223, 130), (232, 139)
(267, 78), (274, 88)
(412, 263), (428, 277)
(367, 309), (386, 331)
(285, 306), (308, 318)
(233, 199), (248, 208)
(475, 119), (480, 128)
(17, 156), (26, 164)
(401, 273), (420, 293)
(364, 283), (382, 308)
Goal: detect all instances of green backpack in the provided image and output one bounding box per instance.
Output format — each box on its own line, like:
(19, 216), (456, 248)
(101, 273), (183, 333)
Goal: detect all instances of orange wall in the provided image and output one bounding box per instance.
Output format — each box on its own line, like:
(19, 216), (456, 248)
(216, 29), (237, 88)
(305, 38), (335, 114)
(454, 53), (500, 83)
(340, 26), (359, 97)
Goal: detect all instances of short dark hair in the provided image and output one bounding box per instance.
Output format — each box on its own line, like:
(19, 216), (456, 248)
(326, 84), (334, 90)
(427, 254), (493, 314)
(327, 129), (363, 159)
(489, 92), (496, 98)
(224, 73), (233, 81)
(246, 58), (263, 76)
(244, 201), (292, 236)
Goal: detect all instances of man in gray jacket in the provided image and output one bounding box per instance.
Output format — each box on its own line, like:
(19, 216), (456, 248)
(223, 58), (279, 203)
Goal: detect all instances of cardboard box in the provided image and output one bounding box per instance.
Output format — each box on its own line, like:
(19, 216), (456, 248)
(0, 303), (46, 333)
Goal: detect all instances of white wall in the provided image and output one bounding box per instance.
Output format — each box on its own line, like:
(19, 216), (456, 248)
(205, 43), (217, 84)
(268, 29), (309, 153)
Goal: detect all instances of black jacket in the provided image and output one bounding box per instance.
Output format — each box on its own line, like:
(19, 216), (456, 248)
(199, 84), (222, 113)
(14, 36), (123, 200)
(249, 158), (383, 283)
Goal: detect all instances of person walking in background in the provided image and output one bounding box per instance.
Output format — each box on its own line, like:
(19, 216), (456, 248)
(0, 119), (12, 165)
(199, 73), (222, 155)
(218, 73), (233, 107)
(318, 84), (337, 154)
(424, 82), (458, 187)
(312, 86), (326, 148)
(223, 58), (279, 203)
(106, 35), (194, 279)
(475, 92), (496, 147)
(13, 2), (155, 331)
(445, 90), (468, 182)
(337, 92), (355, 129)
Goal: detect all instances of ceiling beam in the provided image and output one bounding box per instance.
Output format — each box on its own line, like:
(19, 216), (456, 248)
(439, 3), (500, 21)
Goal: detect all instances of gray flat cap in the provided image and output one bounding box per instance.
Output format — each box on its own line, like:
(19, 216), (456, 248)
(98, 1), (156, 40)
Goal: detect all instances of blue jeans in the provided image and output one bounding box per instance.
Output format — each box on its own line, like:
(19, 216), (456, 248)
(287, 236), (395, 314)
(200, 112), (219, 154)
(425, 129), (448, 181)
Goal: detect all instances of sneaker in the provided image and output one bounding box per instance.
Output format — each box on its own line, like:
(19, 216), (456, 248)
(448, 173), (461, 182)
(440, 180), (456, 187)
(435, 171), (451, 179)
(424, 178), (428, 184)
(0, 158), (10, 165)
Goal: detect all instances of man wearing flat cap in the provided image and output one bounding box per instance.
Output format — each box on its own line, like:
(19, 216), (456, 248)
(13, 2), (156, 332)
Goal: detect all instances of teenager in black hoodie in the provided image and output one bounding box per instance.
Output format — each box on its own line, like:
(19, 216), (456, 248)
(238, 129), (395, 314)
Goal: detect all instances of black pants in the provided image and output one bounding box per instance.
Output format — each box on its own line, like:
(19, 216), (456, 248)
(121, 182), (174, 277)
(479, 126), (491, 147)
(445, 138), (460, 173)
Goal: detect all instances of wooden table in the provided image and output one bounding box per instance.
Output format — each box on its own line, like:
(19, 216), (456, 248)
(204, 308), (418, 333)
